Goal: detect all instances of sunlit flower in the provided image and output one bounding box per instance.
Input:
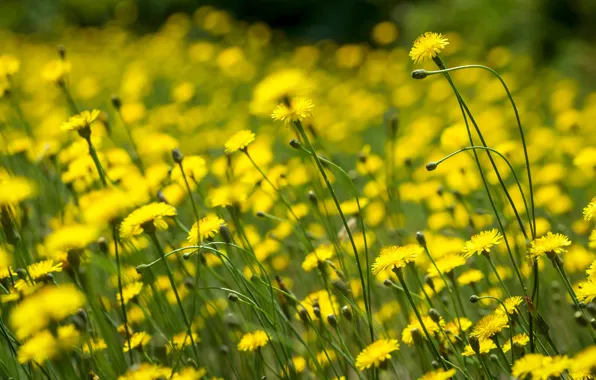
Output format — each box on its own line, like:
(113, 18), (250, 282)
(120, 202), (176, 240)
(457, 269), (484, 286)
(27, 259), (63, 281)
(427, 254), (466, 278)
(502, 333), (529, 353)
(188, 215), (226, 245)
(584, 198), (596, 222)
(470, 313), (508, 341)
(528, 231), (571, 259)
(372, 245), (421, 274)
(271, 97), (314, 126)
(117, 281), (144, 305)
(0, 176), (37, 206)
(462, 339), (495, 356)
(409, 32), (449, 64)
(168, 332), (201, 354)
(224, 130), (255, 154)
(302, 245), (335, 272)
(576, 280), (596, 303)
(402, 316), (443, 346)
(124, 332), (151, 352)
(237, 330), (269, 352)
(355, 339), (400, 370)
(496, 296), (524, 316)
(461, 229), (502, 258)
(419, 368), (457, 380)
(61, 110), (100, 133)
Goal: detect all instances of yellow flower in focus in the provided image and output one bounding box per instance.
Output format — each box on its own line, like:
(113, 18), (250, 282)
(124, 332), (151, 352)
(461, 229), (502, 258)
(27, 259), (63, 281)
(354, 339), (399, 371)
(419, 368), (457, 380)
(237, 330), (269, 352)
(224, 130), (255, 154)
(496, 296), (523, 316)
(271, 97), (314, 126)
(577, 280), (596, 303)
(409, 32), (449, 64)
(584, 198), (596, 222)
(470, 313), (508, 341)
(528, 231), (571, 259)
(188, 215), (226, 244)
(502, 333), (529, 353)
(120, 202), (176, 240)
(372, 245), (421, 274)
(61, 110), (100, 133)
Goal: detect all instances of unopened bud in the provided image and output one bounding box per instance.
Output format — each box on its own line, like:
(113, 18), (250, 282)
(298, 308), (309, 323)
(428, 308), (441, 323)
(224, 312), (240, 329)
(469, 336), (480, 354)
(172, 148), (184, 164)
(470, 295), (479, 304)
(383, 279), (394, 287)
(576, 311), (588, 327)
(411, 328), (424, 346)
(416, 231), (427, 248)
(313, 306), (321, 319)
(219, 344), (229, 355)
(431, 360), (440, 369)
(228, 293), (238, 302)
(289, 139), (301, 149)
(411, 69), (428, 79)
(341, 305), (353, 321)
(425, 162), (438, 171)
(58, 45), (66, 59)
(111, 95), (122, 110)
(220, 224), (232, 244)
(308, 190), (318, 205)
(157, 190), (168, 204)
(97, 237), (109, 254)
(255, 211), (266, 218)
(327, 314), (338, 328)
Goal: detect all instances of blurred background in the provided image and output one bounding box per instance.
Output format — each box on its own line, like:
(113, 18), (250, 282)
(2, 0), (596, 81)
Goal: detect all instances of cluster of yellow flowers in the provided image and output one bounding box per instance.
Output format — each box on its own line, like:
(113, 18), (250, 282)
(2, 6), (596, 380)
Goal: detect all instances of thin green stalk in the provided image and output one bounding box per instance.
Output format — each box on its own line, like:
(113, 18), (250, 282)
(294, 121), (374, 342)
(484, 254), (512, 298)
(112, 223), (133, 363)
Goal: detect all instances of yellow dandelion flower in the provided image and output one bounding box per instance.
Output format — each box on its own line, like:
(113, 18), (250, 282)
(237, 330), (269, 352)
(409, 32), (449, 64)
(402, 316), (443, 346)
(124, 332), (151, 352)
(576, 280), (596, 303)
(371, 245), (421, 274)
(117, 281), (144, 305)
(83, 338), (108, 354)
(18, 330), (58, 364)
(188, 215), (226, 245)
(427, 253), (466, 278)
(224, 130), (255, 154)
(42, 59), (71, 83)
(119, 202), (176, 240)
(528, 231), (571, 259)
(168, 332), (201, 354)
(298, 290), (339, 323)
(462, 339), (496, 357)
(60, 110), (100, 132)
(461, 229), (502, 258)
(571, 346), (596, 379)
(302, 245), (334, 272)
(444, 317), (473, 338)
(355, 339), (399, 371)
(419, 368), (457, 380)
(0, 176), (37, 206)
(27, 259), (63, 281)
(496, 296), (524, 316)
(502, 333), (529, 353)
(470, 313), (508, 341)
(457, 269), (484, 286)
(584, 198), (596, 222)
(271, 97), (314, 126)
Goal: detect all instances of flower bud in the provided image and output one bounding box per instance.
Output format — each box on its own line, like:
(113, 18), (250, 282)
(255, 211), (266, 218)
(428, 308), (441, 323)
(470, 295), (479, 304)
(469, 336), (480, 355)
(425, 162), (438, 171)
(298, 308), (309, 323)
(172, 148), (184, 164)
(411, 328), (424, 347)
(228, 293), (239, 302)
(157, 190), (169, 204)
(341, 305), (353, 321)
(327, 314), (338, 328)
(97, 237), (109, 255)
(289, 139), (301, 149)
(220, 224), (233, 244)
(431, 360), (440, 369)
(411, 69), (428, 79)
(111, 95), (122, 110)
(416, 231), (427, 248)
(58, 45), (66, 59)
(308, 190), (318, 205)
(313, 306), (321, 319)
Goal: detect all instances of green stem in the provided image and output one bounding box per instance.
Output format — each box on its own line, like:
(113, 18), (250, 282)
(112, 223), (133, 363)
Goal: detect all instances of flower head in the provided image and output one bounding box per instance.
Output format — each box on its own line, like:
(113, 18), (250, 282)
(419, 368), (457, 380)
(409, 32), (449, 64)
(188, 215), (226, 245)
(271, 97), (314, 126)
(355, 339), (399, 371)
(496, 296), (524, 316)
(576, 280), (596, 303)
(224, 130), (255, 154)
(124, 332), (151, 352)
(528, 231), (571, 259)
(61, 110), (100, 134)
(0, 176), (37, 206)
(462, 339), (495, 356)
(502, 333), (529, 353)
(402, 316), (443, 345)
(457, 269), (484, 286)
(27, 259), (63, 281)
(237, 330), (269, 352)
(120, 202), (176, 240)
(372, 245), (421, 274)
(117, 282), (144, 305)
(427, 253), (466, 278)
(584, 198), (596, 222)
(470, 313), (508, 341)
(302, 245), (334, 272)
(461, 229), (502, 258)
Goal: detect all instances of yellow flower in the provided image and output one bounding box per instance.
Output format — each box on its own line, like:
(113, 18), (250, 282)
(43, 59), (71, 83)
(271, 97), (314, 126)
(170, 156), (208, 183)
(302, 245), (334, 272)
(571, 346), (596, 379)
(528, 231), (571, 259)
(462, 339), (496, 356)
(298, 290), (339, 323)
(0, 176), (37, 206)
(372, 245), (421, 274)
(470, 313), (508, 341)
(168, 332), (201, 354)
(584, 197), (596, 222)
(457, 269), (484, 286)
(27, 259), (63, 281)
(419, 368), (457, 380)
(409, 32), (449, 64)
(576, 280), (596, 303)
(511, 353), (544, 378)
(513, 354), (570, 380)
(237, 330), (269, 352)
(117, 281), (144, 305)
(83, 338), (108, 354)
(61, 110), (100, 132)
(17, 328), (80, 364)
(10, 284), (85, 339)
(427, 253), (466, 278)
(119, 202), (176, 240)
(224, 130), (255, 154)
(461, 229), (502, 258)
(502, 333), (529, 353)
(124, 332), (151, 352)
(402, 316), (443, 346)
(496, 296), (524, 316)
(188, 215), (226, 245)
(355, 339), (400, 371)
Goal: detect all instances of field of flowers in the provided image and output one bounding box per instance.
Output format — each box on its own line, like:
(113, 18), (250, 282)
(2, 6), (596, 380)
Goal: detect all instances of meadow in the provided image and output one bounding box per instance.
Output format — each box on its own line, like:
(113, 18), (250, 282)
(1, 6), (596, 380)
